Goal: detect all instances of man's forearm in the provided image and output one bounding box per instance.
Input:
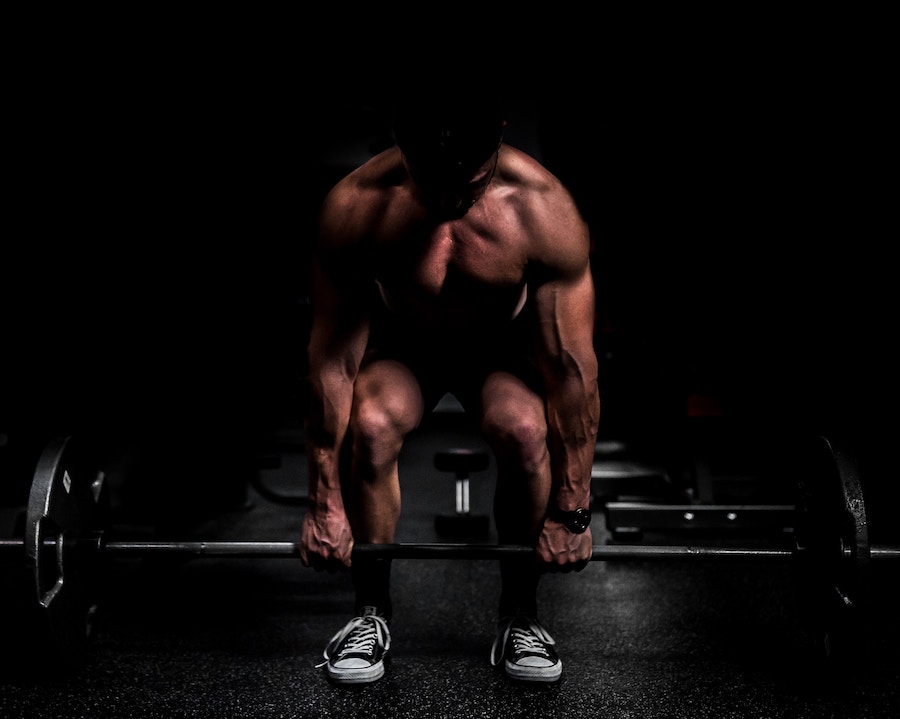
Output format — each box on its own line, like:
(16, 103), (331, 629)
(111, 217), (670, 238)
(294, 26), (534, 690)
(304, 370), (356, 508)
(546, 381), (600, 511)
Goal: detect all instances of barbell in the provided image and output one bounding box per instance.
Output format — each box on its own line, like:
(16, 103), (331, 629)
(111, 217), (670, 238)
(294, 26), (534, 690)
(2, 433), (898, 669)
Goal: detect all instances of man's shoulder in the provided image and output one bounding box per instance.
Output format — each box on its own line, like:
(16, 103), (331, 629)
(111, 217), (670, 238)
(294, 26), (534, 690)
(497, 144), (571, 202)
(345, 147), (405, 186)
(318, 148), (411, 252)
(495, 147), (590, 273)
(324, 149), (405, 208)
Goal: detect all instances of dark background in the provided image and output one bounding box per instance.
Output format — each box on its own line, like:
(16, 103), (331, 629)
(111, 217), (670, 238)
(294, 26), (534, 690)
(3, 10), (895, 518)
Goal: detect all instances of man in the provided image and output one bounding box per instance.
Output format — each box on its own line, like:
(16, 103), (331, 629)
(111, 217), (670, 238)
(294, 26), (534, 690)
(300, 90), (599, 684)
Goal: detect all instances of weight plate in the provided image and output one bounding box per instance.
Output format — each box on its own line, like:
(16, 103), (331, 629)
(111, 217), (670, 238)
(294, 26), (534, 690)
(832, 438), (871, 581)
(24, 436), (109, 665)
(794, 434), (869, 662)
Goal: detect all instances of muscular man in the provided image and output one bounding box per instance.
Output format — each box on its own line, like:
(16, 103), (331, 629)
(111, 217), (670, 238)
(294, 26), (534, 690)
(301, 90), (599, 684)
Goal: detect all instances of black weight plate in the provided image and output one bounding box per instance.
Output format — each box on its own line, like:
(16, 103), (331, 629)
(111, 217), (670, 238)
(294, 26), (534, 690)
(24, 436), (109, 665)
(794, 434), (869, 662)
(831, 437), (870, 581)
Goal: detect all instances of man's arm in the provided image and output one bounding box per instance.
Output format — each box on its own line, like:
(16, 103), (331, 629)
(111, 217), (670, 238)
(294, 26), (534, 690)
(530, 197), (600, 570)
(300, 194), (372, 571)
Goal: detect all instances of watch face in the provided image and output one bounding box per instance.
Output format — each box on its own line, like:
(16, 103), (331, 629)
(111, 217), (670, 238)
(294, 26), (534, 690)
(570, 509), (591, 532)
(553, 507), (591, 533)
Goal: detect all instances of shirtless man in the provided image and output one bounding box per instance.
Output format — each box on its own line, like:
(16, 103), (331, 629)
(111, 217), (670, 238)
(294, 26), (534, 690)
(300, 90), (599, 684)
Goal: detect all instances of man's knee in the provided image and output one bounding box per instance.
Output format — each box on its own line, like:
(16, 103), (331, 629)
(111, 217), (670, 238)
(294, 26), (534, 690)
(350, 394), (416, 467)
(481, 407), (548, 471)
(351, 403), (399, 461)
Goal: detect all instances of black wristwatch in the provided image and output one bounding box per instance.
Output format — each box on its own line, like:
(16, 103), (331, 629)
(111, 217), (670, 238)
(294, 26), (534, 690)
(547, 506), (592, 534)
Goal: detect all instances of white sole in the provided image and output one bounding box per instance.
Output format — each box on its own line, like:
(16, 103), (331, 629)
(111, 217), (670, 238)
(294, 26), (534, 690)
(504, 659), (563, 683)
(327, 660), (385, 684)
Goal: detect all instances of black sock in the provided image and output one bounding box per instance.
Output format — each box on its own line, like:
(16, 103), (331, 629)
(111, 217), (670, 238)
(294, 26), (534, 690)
(351, 557), (393, 621)
(498, 557), (539, 618)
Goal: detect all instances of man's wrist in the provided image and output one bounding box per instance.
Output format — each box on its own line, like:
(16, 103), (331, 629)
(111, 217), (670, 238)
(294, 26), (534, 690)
(547, 505), (592, 534)
(308, 485), (345, 511)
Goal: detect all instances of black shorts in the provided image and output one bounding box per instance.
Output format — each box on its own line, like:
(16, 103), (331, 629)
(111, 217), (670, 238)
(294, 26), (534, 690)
(361, 306), (544, 413)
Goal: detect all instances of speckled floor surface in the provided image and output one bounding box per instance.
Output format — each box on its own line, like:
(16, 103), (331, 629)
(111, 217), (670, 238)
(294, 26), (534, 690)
(1, 420), (898, 718)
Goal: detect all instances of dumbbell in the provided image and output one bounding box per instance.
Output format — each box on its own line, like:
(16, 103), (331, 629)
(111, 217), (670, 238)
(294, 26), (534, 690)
(433, 448), (491, 539)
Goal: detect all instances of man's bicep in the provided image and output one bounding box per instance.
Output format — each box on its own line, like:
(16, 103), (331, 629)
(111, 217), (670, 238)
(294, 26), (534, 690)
(533, 264), (597, 350)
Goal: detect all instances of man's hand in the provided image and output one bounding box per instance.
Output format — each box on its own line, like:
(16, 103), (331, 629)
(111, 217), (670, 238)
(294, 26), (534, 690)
(300, 506), (354, 572)
(535, 520), (593, 573)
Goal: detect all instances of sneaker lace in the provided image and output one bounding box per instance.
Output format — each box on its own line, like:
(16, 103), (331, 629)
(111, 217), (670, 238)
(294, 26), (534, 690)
(490, 617), (556, 666)
(336, 621), (381, 657)
(510, 626), (551, 655)
(317, 610), (391, 667)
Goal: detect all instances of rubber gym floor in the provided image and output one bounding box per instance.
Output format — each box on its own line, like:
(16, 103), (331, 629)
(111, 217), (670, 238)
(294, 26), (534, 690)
(1, 407), (898, 719)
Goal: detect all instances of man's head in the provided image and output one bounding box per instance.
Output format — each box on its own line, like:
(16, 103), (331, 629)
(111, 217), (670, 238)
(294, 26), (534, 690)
(392, 90), (506, 217)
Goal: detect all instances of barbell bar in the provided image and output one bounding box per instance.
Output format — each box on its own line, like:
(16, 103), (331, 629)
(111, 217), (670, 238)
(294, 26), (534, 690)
(6, 538), (900, 561)
(6, 433), (898, 668)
